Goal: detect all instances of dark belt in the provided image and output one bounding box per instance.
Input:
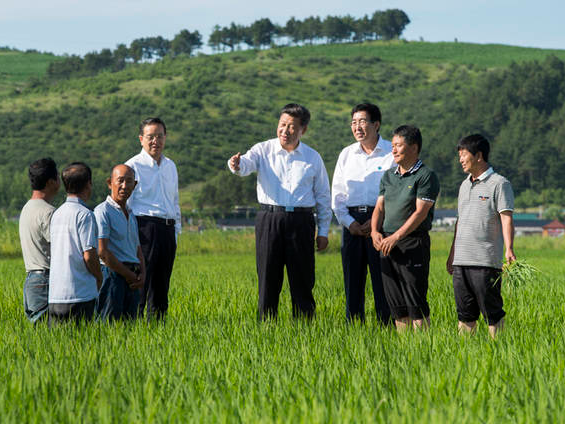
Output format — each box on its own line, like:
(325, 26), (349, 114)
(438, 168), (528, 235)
(348, 206), (375, 213)
(260, 204), (314, 213)
(138, 215), (175, 226)
(28, 270), (49, 275)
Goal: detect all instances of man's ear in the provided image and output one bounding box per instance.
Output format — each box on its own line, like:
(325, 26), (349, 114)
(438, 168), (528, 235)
(476, 151), (484, 162)
(301, 125), (308, 136)
(106, 177), (112, 190)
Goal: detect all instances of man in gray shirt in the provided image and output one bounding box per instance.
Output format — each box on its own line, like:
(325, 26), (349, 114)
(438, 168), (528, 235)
(447, 134), (515, 339)
(49, 162), (102, 324)
(19, 158), (60, 323)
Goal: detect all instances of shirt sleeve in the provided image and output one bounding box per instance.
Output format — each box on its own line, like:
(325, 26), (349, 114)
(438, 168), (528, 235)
(78, 211), (98, 252)
(416, 170), (440, 203)
(331, 152), (355, 228)
(313, 155), (332, 238)
(93, 207), (110, 240)
(42, 207), (55, 243)
(227, 142), (262, 176)
(173, 164), (182, 236)
(496, 179), (514, 212)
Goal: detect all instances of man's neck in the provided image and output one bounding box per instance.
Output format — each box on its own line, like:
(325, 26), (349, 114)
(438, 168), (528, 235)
(31, 190), (50, 202)
(470, 163), (490, 180)
(111, 196), (129, 217)
(67, 193), (89, 202)
(398, 157), (419, 174)
(360, 136), (378, 154)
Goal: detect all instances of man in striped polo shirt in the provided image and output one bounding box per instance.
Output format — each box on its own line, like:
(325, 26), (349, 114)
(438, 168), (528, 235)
(447, 134), (516, 339)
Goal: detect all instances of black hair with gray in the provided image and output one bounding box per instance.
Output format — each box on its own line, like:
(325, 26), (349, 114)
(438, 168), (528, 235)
(457, 133), (490, 162)
(280, 104), (311, 127)
(393, 125), (422, 153)
(28, 158), (57, 190)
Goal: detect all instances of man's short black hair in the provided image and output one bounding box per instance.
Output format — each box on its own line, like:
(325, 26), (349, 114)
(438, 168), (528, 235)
(29, 158), (58, 190)
(139, 117), (167, 136)
(280, 103), (310, 127)
(62, 162), (92, 194)
(351, 103), (382, 124)
(393, 125), (422, 153)
(458, 134), (490, 162)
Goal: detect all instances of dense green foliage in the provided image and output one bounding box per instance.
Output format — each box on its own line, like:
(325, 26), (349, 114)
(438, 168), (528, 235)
(2, 231), (565, 422)
(2, 41), (565, 215)
(0, 48), (60, 96)
(45, 9), (409, 80)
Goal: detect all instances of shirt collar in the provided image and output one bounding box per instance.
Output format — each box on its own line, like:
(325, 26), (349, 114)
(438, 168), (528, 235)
(394, 159), (423, 175)
(355, 135), (383, 156)
(275, 138), (303, 155)
(470, 166), (494, 182)
(140, 148), (163, 166)
(66, 196), (88, 208)
(105, 195), (132, 214)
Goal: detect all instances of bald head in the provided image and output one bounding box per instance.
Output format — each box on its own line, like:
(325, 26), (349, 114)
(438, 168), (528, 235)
(107, 164), (137, 206)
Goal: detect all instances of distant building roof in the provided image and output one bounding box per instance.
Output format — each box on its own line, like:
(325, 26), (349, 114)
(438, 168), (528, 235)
(514, 213), (539, 220)
(434, 209), (457, 219)
(542, 220), (565, 230)
(514, 219), (551, 228)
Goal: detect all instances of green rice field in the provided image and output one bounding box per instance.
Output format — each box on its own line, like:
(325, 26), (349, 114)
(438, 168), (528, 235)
(2, 227), (565, 423)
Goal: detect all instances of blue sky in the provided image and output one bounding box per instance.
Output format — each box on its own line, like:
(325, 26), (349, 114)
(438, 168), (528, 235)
(0, 0), (563, 55)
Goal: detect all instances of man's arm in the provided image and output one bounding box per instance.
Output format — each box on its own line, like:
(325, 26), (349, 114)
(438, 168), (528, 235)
(227, 144), (261, 176)
(446, 220), (458, 275)
(331, 154), (357, 231)
(370, 195), (385, 250)
(500, 211), (516, 264)
(313, 155), (332, 251)
(379, 199), (434, 257)
(97, 239), (143, 289)
(83, 248), (103, 290)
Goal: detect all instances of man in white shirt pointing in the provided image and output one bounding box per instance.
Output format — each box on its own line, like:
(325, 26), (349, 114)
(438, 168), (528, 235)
(332, 103), (395, 324)
(228, 104), (332, 320)
(126, 117), (181, 321)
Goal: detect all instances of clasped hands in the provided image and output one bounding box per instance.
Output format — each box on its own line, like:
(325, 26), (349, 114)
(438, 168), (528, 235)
(370, 230), (399, 257)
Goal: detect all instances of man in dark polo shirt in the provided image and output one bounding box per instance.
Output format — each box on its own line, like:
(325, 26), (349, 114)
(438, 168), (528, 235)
(370, 125), (440, 331)
(446, 134), (515, 339)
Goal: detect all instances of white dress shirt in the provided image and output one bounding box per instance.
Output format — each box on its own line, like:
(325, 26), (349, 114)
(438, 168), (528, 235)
(125, 149), (181, 235)
(228, 138), (332, 237)
(332, 136), (395, 228)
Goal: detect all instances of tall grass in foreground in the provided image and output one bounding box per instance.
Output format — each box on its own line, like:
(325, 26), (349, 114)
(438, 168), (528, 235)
(1, 232), (565, 423)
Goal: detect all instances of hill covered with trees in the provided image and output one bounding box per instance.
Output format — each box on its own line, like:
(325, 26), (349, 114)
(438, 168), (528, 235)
(2, 40), (565, 216)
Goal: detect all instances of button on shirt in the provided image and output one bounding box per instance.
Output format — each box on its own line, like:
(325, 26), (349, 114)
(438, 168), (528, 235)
(94, 196), (141, 265)
(125, 149), (181, 235)
(49, 197), (98, 303)
(228, 138), (332, 237)
(332, 137), (395, 228)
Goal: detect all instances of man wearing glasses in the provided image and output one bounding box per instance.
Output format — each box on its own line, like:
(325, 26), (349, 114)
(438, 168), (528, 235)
(331, 103), (395, 324)
(125, 117), (181, 321)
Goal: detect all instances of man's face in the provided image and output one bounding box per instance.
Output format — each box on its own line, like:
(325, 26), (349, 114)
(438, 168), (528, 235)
(139, 123), (166, 161)
(351, 111), (379, 144)
(391, 135), (418, 165)
(458, 148), (480, 174)
(108, 165), (136, 204)
(277, 113), (306, 151)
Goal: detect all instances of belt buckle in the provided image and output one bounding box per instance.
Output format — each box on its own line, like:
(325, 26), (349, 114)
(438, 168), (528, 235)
(285, 206), (294, 212)
(358, 205), (368, 213)
(165, 218), (174, 226)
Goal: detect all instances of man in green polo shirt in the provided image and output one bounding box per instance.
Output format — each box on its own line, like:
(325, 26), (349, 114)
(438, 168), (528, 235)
(370, 125), (440, 331)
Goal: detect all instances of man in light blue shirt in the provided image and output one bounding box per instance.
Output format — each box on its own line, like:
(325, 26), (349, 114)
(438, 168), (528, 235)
(49, 162), (102, 324)
(94, 164), (146, 320)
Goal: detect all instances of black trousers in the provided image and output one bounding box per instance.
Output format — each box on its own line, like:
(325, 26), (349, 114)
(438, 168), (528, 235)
(137, 216), (177, 321)
(341, 210), (391, 324)
(255, 210), (316, 320)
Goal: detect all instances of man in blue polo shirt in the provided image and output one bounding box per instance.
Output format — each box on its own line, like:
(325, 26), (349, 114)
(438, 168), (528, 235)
(49, 162), (102, 324)
(94, 164), (146, 320)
